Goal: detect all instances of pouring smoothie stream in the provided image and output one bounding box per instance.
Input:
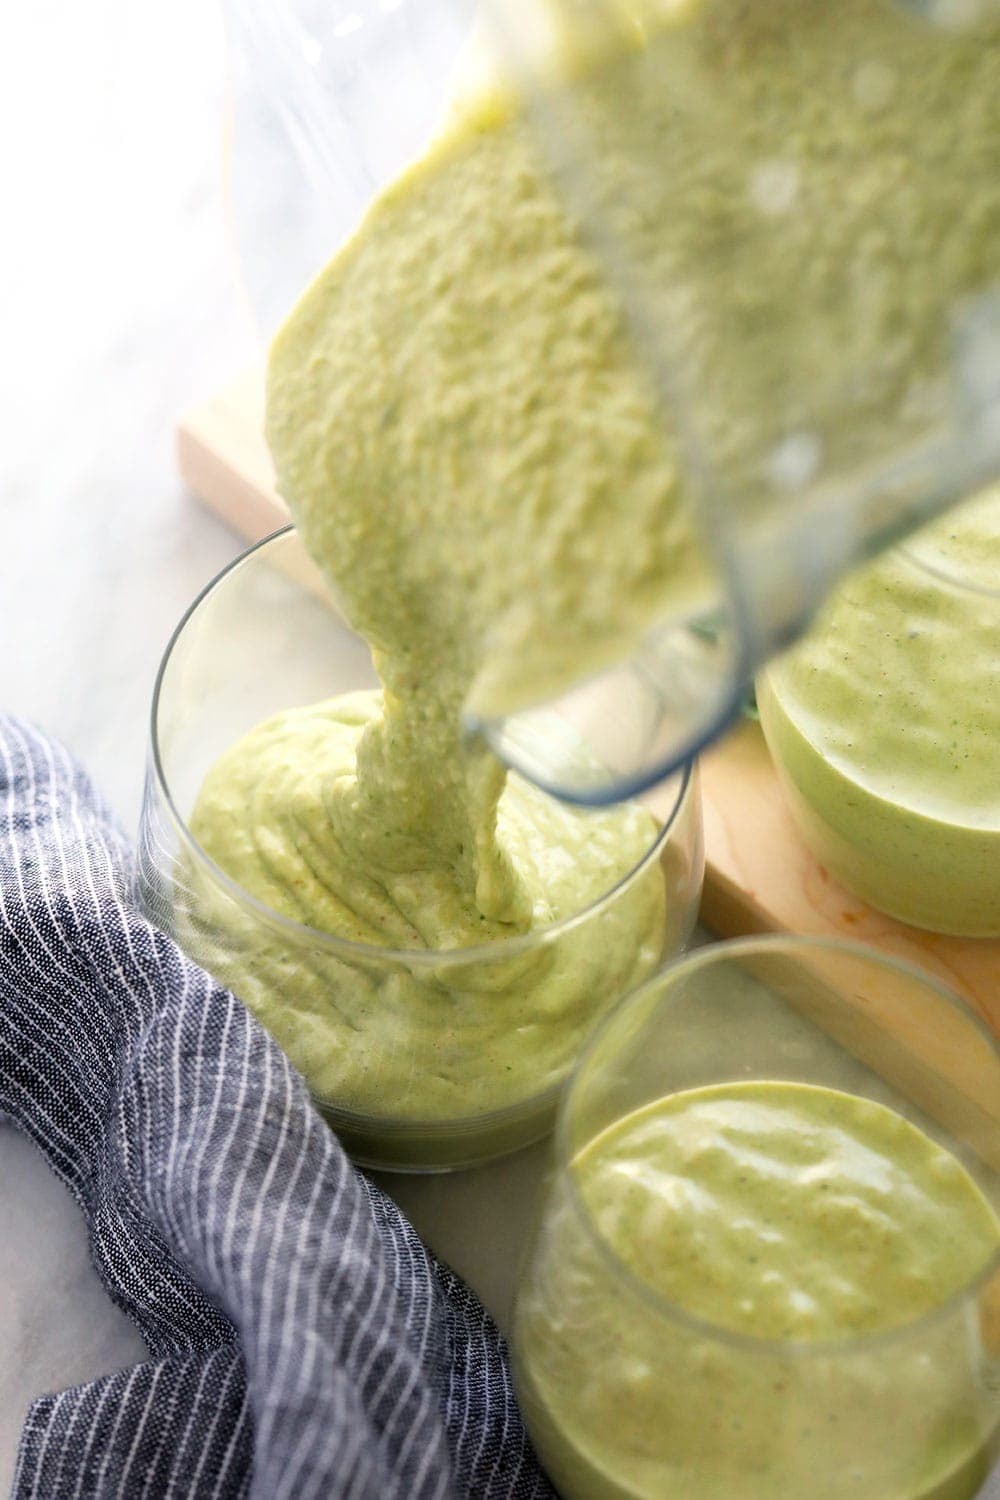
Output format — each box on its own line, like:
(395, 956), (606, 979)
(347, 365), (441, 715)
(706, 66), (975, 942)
(187, 37), (708, 1128)
(194, 0), (999, 954)
(187, 0), (997, 1121)
(510, 936), (1000, 1500)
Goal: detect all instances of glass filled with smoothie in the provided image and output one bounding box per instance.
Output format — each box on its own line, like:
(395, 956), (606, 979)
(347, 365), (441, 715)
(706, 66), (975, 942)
(513, 936), (1000, 1499)
(757, 484), (1000, 935)
(138, 528), (703, 1171)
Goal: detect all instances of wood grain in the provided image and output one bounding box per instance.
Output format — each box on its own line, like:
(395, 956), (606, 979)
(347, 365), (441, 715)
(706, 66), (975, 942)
(176, 370), (1000, 1041)
(696, 719), (1000, 1037)
(176, 367), (287, 540)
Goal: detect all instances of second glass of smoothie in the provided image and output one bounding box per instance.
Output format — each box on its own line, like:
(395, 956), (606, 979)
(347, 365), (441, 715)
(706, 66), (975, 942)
(513, 936), (1000, 1499)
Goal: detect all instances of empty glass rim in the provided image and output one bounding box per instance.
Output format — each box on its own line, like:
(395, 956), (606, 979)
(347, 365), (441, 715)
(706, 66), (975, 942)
(556, 933), (1000, 1359)
(149, 524), (695, 969)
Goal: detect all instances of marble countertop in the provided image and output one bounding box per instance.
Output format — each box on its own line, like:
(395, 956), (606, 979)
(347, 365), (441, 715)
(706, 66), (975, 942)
(1, 4), (997, 1497)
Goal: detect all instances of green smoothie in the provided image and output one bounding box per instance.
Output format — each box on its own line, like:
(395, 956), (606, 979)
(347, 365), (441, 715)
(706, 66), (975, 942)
(186, 0), (998, 1124)
(185, 49), (703, 1133)
(515, 1081), (1000, 1499)
(758, 486), (1000, 934)
(186, 690), (667, 1126)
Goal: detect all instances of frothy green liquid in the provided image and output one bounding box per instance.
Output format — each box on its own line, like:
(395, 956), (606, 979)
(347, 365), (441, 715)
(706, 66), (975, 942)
(187, 691), (666, 1122)
(760, 487), (1000, 934)
(516, 1082), (1000, 1499)
(186, 0), (998, 1117)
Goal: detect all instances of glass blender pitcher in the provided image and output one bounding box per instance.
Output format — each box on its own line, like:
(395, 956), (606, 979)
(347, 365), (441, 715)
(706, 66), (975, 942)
(224, 0), (1000, 804)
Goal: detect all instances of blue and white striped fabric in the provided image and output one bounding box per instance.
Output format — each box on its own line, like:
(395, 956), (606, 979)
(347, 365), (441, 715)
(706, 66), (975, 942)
(0, 715), (555, 1500)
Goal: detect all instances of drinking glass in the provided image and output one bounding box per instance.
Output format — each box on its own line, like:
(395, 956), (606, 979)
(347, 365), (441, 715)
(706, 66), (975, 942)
(514, 936), (1000, 1498)
(758, 487), (1000, 935)
(136, 528), (704, 1171)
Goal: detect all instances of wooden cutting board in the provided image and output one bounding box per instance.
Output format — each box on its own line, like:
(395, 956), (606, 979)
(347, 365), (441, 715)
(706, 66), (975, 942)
(177, 371), (1000, 1039)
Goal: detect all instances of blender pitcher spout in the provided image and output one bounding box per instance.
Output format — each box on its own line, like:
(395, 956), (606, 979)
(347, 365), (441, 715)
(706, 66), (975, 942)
(467, 604), (751, 807)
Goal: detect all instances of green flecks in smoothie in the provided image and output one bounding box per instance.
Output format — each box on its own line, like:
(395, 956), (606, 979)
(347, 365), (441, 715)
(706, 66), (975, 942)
(265, 101), (709, 733)
(191, 691), (661, 950)
(187, 691), (666, 1118)
(515, 1082), (1000, 1499)
(539, 0), (1000, 539)
(575, 1082), (1000, 1340)
(188, 74), (697, 1116)
(189, 0), (998, 1112)
(760, 485), (1000, 934)
(256, 0), (998, 968)
(264, 0), (1000, 745)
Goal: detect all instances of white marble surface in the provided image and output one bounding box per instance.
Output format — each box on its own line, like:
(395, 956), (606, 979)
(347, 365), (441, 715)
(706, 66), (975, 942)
(0, 4), (997, 1498)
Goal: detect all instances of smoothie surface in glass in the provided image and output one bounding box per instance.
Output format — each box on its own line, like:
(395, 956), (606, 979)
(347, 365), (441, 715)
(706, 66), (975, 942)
(516, 1081), (1000, 1500)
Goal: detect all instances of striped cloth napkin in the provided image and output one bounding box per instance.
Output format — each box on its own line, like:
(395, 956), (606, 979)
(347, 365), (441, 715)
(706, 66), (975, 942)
(0, 715), (554, 1500)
